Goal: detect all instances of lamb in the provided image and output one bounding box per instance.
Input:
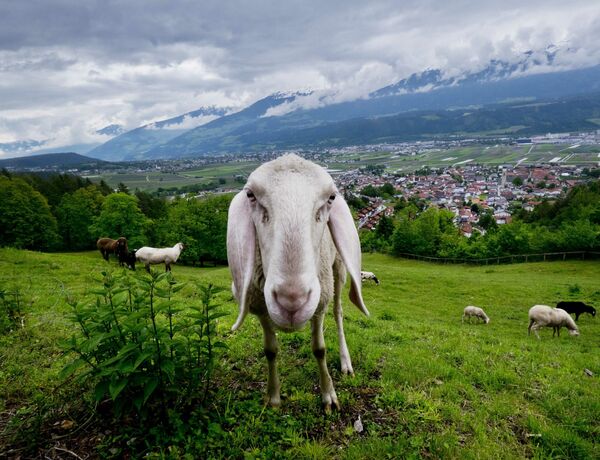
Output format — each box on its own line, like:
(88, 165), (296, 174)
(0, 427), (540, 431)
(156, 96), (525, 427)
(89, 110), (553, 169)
(135, 243), (184, 272)
(556, 301), (596, 321)
(227, 154), (369, 412)
(360, 271), (380, 285)
(528, 305), (579, 339)
(462, 306), (490, 324)
(97, 237), (128, 266)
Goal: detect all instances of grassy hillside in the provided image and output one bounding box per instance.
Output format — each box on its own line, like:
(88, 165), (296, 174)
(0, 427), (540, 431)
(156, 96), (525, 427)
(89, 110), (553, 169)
(1, 249), (598, 458)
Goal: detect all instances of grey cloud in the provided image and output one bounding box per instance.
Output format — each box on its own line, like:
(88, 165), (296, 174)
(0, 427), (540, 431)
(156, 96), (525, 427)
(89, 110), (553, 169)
(0, 0), (599, 152)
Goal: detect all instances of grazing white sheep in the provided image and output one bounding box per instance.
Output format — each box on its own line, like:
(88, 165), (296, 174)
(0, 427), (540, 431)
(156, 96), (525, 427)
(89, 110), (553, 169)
(462, 306), (490, 324)
(227, 154), (369, 412)
(528, 304), (579, 339)
(360, 271), (380, 285)
(135, 243), (184, 272)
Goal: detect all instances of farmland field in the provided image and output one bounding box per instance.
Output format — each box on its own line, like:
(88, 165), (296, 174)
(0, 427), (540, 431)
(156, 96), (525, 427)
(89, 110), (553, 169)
(86, 170), (206, 191)
(91, 143), (600, 193)
(1, 249), (599, 458)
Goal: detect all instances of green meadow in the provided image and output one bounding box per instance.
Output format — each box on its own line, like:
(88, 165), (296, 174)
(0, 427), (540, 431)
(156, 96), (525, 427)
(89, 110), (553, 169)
(1, 248), (598, 458)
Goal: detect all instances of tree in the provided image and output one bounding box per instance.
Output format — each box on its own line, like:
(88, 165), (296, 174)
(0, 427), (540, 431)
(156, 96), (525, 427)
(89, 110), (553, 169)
(391, 217), (415, 255)
(344, 192), (367, 210)
(90, 193), (149, 247)
(375, 214), (394, 240)
(23, 173), (94, 210)
(478, 210), (498, 232)
(0, 176), (60, 250)
(512, 177), (523, 187)
(360, 184), (379, 197)
(470, 203), (482, 214)
(98, 179), (113, 195)
(56, 186), (105, 250)
(135, 190), (168, 220)
(379, 183), (396, 197)
(117, 182), (130, 194)
(164, 194), (232, 265)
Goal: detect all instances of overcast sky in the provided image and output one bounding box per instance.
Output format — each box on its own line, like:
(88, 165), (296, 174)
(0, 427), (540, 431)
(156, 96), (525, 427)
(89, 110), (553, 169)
(1, 0), (599, 154)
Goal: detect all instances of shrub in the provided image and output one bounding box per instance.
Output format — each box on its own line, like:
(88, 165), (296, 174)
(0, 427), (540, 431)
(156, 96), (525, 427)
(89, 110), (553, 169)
(61, 269), (227, 417)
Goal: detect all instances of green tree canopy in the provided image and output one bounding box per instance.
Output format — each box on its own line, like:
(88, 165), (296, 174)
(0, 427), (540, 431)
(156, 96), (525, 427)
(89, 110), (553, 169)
(0, 176), (60, 250)
(478, 210), (498, 232)
(135, 190), (168, 220)
(90, 193), (149, 248)
(164, 194), (232, 265)
(56, 186), (105, 250)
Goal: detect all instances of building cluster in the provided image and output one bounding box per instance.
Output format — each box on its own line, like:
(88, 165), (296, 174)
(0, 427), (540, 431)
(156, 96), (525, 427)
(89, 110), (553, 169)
(336, 162), (592, 236)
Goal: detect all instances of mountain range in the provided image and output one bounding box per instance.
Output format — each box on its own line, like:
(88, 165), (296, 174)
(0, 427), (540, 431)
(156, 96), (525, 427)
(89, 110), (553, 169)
(6, 46), (600, 161)
(87, 106), (230, 161)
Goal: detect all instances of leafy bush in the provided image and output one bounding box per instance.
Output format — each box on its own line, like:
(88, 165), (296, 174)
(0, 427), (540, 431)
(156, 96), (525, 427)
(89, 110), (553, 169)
(61, 269), (227, 416)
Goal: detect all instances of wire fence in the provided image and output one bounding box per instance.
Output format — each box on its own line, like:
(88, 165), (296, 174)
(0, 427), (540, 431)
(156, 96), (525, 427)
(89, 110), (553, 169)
(396, 251), (600, 265)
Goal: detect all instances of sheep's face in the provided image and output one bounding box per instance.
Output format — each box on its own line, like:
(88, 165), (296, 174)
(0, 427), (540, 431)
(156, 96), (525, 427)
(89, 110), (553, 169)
(568, 328), (580, 336)
(244, 166), (336, 330)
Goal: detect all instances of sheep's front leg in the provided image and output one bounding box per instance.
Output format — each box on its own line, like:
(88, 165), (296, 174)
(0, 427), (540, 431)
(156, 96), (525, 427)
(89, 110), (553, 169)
(258, 316), (281, 407)
(334, 267), (353, 375)
(311, 312), (340, 412)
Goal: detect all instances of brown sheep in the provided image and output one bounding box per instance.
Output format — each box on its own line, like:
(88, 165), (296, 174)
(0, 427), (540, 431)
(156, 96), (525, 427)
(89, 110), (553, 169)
(97, 237), (129, 266)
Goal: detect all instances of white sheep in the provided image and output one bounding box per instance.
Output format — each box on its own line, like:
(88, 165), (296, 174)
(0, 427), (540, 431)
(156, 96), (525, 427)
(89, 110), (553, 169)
(135, 242), (185, 273)
(462, 306), (490, 324)
(227, 154), (369, 412)
(360, 270), (380, 285)
(528, 304), (579, 339)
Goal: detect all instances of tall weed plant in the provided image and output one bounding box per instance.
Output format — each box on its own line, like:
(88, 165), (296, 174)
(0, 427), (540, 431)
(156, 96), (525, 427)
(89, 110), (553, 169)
(0, 285), (24, 333)
(61, 269), (227, 417)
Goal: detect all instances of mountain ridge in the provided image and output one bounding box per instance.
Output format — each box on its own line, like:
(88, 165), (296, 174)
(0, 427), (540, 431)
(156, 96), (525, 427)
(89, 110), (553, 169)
(0, 152), (108, 170)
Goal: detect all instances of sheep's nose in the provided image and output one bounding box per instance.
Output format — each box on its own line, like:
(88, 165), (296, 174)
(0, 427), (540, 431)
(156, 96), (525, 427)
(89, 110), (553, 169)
(272, 286), (311, 312)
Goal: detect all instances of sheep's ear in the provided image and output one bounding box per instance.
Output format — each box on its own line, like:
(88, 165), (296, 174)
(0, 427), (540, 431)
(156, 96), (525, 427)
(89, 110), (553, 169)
(328, 195), (370, 317)
(227, 191), (256, 331)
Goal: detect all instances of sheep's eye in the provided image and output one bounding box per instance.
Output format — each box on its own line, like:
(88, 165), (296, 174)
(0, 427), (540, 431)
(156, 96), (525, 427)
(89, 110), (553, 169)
(246, 191), (256, 202)
(328, 194), (336, 204)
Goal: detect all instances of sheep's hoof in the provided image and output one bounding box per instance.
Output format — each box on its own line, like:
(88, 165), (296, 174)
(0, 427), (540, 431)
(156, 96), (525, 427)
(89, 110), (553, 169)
(322, 399), (341, 414)
(321, 391), (340, 413)
(341, 366), (355, 377)
(267, 395), (281, 408)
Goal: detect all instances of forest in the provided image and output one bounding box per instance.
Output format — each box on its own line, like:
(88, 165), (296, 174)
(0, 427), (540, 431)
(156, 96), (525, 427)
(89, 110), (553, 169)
(0, 170), (230, 265)
(1, 169), (599, 264)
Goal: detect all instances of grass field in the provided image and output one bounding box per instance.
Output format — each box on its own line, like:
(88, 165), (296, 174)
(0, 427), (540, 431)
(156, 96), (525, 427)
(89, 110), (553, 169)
(1, 249), (599, 458)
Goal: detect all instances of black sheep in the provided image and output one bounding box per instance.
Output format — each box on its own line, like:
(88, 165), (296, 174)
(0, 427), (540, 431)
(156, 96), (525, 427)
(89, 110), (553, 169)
(123, 250), (137, 270)
(556, 301), (596, 321)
